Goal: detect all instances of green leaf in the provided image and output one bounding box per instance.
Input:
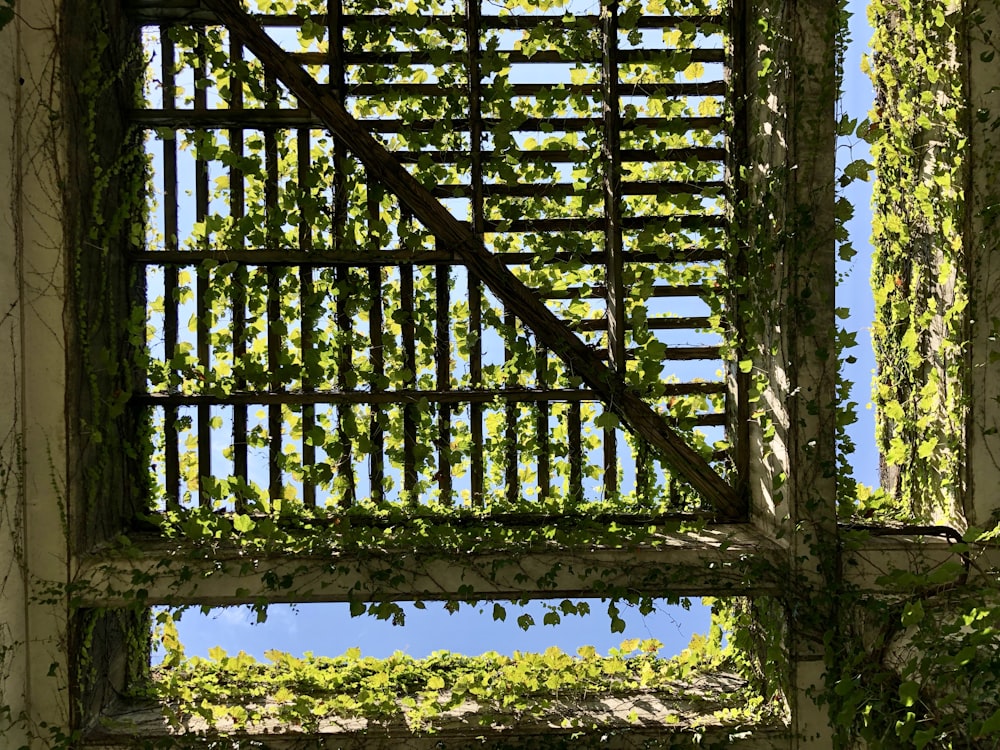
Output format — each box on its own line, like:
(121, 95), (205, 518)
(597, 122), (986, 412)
(901, 600), (924, 627)
(981, 708), (1000, 736)
(899, 680), (920, 707)
(233, 514), (255, 533)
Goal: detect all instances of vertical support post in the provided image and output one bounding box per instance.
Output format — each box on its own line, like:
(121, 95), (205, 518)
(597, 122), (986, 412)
(965, 1), (1000, 527)
(742, 0), (839, 745)
(1, 0), (81, 742)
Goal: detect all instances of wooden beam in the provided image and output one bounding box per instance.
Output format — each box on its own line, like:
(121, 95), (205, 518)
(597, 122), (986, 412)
(74, 526), (783, 607)
(86, 693), (790, 750)
(201, 0), (743, 518)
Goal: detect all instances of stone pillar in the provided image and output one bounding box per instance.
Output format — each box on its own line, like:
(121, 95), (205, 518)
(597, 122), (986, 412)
(0, 1), (72, 746)
(739, 0), (840, 744)
(966, 0), (1000, 528)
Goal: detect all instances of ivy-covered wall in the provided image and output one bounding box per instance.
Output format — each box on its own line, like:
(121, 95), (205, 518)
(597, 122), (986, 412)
(868, 0), (967, 525)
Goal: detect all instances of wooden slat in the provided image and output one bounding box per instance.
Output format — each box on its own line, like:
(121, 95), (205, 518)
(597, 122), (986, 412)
(536, 343), (549, 501)
(331, 0), (355, 508)
(432, 181), (724, 199)
(434, 255), (452, 502)
(160, 29), (180, 509)
(367, 181), (385, 504)
(131, 109), (724, 134)
(400, 224), (418, 499)
(349, 81), (724, 97)
(194, 35), (212, 506)
(466, 0), (484, 507)
(202, 0), (743, 518)
(482, 215), (725, 233)
(298, 47), (726, 65)
(602, 2), (624, 494)
(573, 316), (714, 332)
(229, 36), (248, 511)
(298, 125), (316, 507)
(504, 308), (519, 504)
(389, 147), (725, 163)
(127, 5), (727, 31)
(135, 385), (727, 406)
(131, 247), (728, 265)
(264, 76), (283, 504)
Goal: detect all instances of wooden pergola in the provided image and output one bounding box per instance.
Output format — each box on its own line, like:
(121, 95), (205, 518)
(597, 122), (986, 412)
(13, 0), (1000, 747)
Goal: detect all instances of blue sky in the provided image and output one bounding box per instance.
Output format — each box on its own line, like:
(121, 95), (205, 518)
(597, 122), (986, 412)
(164, 0), (878, 664)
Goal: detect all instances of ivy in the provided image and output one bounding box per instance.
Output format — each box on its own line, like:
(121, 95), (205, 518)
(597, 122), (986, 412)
(137, 620), (778, 737)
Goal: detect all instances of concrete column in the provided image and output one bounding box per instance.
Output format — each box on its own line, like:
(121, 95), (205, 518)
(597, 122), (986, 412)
(0, 1), (72, 746)
(0, 13), (30, 745)
(966, 0), (1000, 528)
(739, 0), (840, 744)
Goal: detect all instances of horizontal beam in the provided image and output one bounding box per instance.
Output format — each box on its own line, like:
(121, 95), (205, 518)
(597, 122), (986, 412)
(86, 728), (790, 750)
(130, 247), (727, 266)
(74, 525), (786, 607)
(842, 532), (1000, 591)
(87, 705), (788, 750)
(124, 3), (725, 31)
(131, 110), (724, 133)
(76, 527), (1000, 607)
(134, 386), (725, 408)
(86, 671), (788, 749)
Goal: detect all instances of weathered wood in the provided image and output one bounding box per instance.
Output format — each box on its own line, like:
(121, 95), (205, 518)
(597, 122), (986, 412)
(135, 385), (726, 405)
(160, 30), (180, 510)
(194, 38), (212, 505)
(350, 81), (725, 97)
(87, 683), (788, 750)
(367, 181), (385, 504)
(202, 0), (742, 518)
(76, 524), (785, 607)
(465, 0), (485, 507)
(132, 247), (728, 265)
(229, 35), (249, 510)
(126, 3), (725, 31)
(299, 47), (726, 65)
(132, 109), (723, 134)
(602, 1), (625, 492)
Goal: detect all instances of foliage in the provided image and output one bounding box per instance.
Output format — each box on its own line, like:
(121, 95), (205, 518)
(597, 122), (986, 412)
(139, 0), (732, 515)
(866, 0), (967, 525)
(138, 624), (777, 736)
(6, 0), (1000, 746)
(0, 1), (13, 31)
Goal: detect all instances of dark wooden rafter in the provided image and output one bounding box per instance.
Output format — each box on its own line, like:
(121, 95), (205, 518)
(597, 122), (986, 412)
(464, 0), (485, 506)
(202, 0), (742, 518)
(194, 33), (212, 506)
(601, 1), (624, 493)
(160, 29), (180, 509)
(229, 34), (249, 512)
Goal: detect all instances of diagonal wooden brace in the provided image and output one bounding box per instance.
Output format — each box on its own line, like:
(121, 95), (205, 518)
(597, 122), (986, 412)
(203, 0), (743, 518)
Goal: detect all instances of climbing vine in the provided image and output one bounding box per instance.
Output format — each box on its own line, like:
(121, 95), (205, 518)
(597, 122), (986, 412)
(7, 0), (1000, 747)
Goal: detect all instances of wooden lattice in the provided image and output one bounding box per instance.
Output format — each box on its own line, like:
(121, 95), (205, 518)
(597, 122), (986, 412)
(130, 0), (741, 516)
